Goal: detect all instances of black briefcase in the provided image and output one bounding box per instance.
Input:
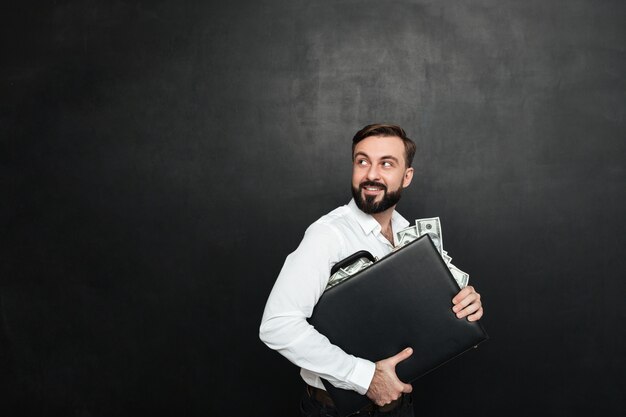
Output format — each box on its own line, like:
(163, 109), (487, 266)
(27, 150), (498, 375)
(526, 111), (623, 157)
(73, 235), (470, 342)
(308, 235), (488, 416)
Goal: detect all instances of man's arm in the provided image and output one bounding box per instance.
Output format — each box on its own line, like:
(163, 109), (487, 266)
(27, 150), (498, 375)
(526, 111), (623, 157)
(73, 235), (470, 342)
(259, 222), (376, 394)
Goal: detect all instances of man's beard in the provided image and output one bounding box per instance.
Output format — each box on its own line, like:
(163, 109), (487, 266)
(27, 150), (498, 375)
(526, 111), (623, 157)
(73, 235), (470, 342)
(351, 181), (403, 214)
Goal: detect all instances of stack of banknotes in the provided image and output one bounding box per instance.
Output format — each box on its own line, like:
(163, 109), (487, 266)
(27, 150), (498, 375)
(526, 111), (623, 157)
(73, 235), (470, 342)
(326, 217), (469, 289)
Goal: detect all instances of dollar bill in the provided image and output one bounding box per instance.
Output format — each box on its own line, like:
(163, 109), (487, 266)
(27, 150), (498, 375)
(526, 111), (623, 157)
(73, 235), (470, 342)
(343, 258), (373, 275)
(416, 217), (443, 255)
(327, 257), (373, 289)
(327, 269), (349, 288)
(396, 225), (419, 247)
(449, 265), (469, 288)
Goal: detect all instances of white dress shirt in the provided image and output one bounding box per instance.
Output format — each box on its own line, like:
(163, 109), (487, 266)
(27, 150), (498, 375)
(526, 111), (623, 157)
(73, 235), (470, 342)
(259, 199), (410, 394)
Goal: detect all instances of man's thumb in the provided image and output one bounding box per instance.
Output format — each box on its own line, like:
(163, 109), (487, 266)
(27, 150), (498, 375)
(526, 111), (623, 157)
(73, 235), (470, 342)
(390, 347), (413, 365)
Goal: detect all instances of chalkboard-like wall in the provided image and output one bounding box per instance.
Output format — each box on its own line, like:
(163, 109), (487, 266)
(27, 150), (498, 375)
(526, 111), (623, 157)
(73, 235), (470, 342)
(2, 1), (625, 416)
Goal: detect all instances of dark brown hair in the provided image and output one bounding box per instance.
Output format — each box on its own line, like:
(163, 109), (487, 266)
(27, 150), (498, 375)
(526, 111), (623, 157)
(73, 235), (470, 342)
(352, 124), (416, 168)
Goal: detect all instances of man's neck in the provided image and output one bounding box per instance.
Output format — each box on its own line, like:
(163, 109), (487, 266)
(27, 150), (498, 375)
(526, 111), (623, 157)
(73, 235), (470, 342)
(371, 206), (396, 241)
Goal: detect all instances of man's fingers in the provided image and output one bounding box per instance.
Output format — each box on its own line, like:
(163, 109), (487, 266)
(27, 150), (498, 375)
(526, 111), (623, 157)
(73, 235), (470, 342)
(452, 285), (475, 304)
(388, 347), (413, 366)
(402, 383), (413, 394)
(468, 306), (484, 322)
(456, 300), (481, 318)
(452, 292), (479, 312)
(452, 293), (480, 313)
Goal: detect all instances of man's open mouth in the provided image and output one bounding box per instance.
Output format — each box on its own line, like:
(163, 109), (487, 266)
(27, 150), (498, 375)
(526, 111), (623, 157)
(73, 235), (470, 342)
(360, 182), (386, 195)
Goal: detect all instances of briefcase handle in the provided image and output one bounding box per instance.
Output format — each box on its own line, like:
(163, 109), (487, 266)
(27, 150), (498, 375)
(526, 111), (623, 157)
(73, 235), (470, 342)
(330, 250), (376, 276)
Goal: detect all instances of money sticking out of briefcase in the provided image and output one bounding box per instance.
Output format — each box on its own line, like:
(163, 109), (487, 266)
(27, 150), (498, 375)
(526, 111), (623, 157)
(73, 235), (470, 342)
(308, 234), (488, 417)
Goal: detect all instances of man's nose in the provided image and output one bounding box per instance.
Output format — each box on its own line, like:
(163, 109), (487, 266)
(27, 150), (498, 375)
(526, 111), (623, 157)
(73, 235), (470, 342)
(366, 164), (380, 181)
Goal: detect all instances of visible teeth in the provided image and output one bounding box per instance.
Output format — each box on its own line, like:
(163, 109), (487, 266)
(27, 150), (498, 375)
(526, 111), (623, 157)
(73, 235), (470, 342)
(366, 187), (380, 190)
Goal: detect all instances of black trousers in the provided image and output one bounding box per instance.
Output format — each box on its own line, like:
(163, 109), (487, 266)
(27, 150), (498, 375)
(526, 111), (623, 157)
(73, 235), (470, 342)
(300, 390), (414, 417)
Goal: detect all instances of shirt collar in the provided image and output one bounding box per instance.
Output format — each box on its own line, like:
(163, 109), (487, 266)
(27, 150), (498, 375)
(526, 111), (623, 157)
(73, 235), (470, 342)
(347, 199), (410, 235)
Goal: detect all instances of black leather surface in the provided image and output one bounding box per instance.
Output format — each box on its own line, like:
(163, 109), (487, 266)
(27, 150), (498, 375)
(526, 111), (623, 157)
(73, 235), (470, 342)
(309, 235), (488, 416)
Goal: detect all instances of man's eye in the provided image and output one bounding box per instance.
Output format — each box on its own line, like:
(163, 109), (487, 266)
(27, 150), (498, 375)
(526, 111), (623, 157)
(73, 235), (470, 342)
(382, 161), (393, 167)
(358, 159), (368, 166)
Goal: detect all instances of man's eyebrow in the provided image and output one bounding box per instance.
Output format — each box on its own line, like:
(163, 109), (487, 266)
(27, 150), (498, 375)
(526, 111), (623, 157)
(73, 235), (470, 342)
(380, 155), (400, 163)
(353, 152), (400, 163)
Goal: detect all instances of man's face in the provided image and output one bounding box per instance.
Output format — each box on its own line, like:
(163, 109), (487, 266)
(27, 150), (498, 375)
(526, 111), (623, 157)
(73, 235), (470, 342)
(351, 135), (414, 214)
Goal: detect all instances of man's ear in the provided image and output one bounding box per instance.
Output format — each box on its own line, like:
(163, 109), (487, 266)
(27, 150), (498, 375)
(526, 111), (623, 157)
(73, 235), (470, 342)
(402, 167), (414, 188)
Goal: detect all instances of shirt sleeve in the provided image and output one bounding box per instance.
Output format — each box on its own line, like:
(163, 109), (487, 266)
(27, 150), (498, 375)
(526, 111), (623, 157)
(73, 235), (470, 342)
(259, 222), (376, 394)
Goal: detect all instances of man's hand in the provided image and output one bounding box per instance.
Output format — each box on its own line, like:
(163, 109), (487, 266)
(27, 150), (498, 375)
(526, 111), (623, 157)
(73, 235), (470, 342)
(452, 285), (483, 321)
(366, 347), (413, 406)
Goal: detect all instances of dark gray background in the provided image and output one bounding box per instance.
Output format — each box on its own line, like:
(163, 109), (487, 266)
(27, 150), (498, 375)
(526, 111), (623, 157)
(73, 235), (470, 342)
(2, 0), (625, 416)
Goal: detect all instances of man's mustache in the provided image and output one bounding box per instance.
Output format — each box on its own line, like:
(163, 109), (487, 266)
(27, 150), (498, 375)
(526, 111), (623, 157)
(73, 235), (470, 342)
(359, 181), (387, 191)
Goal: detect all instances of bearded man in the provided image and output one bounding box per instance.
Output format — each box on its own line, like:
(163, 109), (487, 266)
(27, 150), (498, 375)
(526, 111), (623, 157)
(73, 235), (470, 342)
(260, 124), (484, 417)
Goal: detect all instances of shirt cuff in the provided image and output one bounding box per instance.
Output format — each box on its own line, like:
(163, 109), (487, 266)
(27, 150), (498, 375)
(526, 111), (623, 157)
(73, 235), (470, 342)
(348, 358), (376, 395)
